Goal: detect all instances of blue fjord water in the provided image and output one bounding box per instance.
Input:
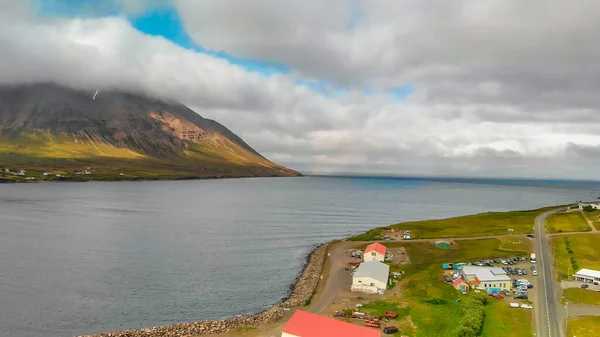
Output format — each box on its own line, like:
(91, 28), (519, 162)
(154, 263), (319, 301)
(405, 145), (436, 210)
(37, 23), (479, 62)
(1, 176), (599, 337)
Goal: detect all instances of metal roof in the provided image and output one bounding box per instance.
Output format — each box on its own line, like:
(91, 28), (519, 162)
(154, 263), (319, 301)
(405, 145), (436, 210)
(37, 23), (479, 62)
(462, 266), (511, 282)
(575, 268), (600, 279)
(353, 260), (390, 283)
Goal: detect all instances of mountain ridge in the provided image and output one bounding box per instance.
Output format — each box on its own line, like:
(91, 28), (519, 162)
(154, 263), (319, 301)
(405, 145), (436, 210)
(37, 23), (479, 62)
(0, 83), (300, 181)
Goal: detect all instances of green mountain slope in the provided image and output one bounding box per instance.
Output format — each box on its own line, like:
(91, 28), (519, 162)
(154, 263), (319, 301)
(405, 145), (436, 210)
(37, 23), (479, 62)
(0, 83), (300, 181)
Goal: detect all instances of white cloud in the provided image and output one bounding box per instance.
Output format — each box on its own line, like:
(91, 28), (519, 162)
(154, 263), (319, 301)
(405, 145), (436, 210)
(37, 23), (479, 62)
(1, 1), (600, 179)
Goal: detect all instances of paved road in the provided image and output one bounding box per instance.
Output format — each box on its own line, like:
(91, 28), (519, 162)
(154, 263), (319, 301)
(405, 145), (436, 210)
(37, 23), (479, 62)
(534, 208), (565, 337)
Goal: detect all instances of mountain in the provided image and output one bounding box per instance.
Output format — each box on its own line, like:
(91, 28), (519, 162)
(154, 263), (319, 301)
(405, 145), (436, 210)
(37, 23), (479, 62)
(0, 83), (300, 181)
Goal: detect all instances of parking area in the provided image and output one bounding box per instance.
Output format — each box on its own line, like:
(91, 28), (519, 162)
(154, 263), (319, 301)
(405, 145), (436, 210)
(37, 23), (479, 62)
(562, 280), (600, 291)
(441, 255), (539, 310)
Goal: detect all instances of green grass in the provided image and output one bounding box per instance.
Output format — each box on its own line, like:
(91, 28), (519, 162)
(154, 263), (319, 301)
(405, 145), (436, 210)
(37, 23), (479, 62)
(552, 234), (600, 279)
(567, 316), (600, 337)
(480, 300), (532, 337)
(564, 288), (600, 305)
(360, 300), (410, 319)
(499, 237), (532, 253)
(545, 212), (591, 233)
(380, 238), (529, 337)
(350, 206), (565, 241)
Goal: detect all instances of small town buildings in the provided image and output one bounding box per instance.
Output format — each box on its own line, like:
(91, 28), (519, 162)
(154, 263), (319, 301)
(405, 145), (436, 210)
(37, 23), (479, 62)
(453, 277), (470, 292)
(364, 242), (386, 262)
(579, 203), (600, 210)
(281, 310), (380, 337)
(460, 266), (512, 291)
(574, 268), (600, 283)
(351, 260), (390, 294)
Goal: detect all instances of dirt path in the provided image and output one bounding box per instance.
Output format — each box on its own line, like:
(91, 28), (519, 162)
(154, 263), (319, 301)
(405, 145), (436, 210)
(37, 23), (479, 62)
(578, 210), (598, 232)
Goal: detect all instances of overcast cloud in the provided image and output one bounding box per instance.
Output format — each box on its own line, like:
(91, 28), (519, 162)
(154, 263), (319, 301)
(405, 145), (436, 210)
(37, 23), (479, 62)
(1, 0), (599, 179)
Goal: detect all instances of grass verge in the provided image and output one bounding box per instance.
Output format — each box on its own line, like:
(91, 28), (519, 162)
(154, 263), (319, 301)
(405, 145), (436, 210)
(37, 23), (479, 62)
(567, 316), (600, 337)
(564, 288), (600, 305)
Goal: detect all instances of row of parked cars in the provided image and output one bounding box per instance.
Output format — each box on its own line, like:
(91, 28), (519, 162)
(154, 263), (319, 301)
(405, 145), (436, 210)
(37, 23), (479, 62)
(502, 266), (528, 276)
(471, 256), (528, 267)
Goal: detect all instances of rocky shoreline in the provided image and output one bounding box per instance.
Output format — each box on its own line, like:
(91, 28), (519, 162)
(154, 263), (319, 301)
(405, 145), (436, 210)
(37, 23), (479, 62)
(79, 242), (331, 337)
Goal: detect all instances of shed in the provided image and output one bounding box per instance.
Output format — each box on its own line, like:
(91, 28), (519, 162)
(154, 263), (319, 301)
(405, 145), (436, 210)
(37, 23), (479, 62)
(352, 260), (390, 294)
(281, 310), (380, 337)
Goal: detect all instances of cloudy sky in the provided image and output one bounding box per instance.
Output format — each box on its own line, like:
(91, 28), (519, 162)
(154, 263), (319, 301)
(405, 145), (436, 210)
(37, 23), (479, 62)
(2, 0), (600, 179)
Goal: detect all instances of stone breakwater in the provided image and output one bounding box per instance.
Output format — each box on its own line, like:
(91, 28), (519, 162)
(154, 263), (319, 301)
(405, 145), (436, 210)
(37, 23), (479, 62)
(79, 242), (330, 337)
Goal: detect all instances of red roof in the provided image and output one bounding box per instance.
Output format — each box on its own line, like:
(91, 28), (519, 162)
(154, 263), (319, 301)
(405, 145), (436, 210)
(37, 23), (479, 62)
(453, 277), (467, 286)
(282, 310), (380, 337)
(365, 242), (386, 255)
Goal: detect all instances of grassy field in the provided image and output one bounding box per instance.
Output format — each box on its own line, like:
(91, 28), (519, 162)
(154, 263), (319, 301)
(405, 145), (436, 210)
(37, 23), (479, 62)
(545, 212), (591, 233)
(564, 288), (600, 305)
(350, 206), (564, 241)
(567, 316), (600, 337)
(499, 237), (532, 253)
(552, 234), (600, 279)
(375, 238), (531, 337)
(480, 300), (532, 337)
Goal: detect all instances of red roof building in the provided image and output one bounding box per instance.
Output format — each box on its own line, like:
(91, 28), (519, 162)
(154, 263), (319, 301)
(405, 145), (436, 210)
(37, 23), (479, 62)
(282, 310), (380, 337)
(365, 242), (386, 255)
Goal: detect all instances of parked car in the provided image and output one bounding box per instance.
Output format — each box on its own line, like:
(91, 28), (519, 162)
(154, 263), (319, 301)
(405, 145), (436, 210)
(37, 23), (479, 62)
(527, 234), (535, 238)
(515, 294), (528, 300)
(532, 270), (538, 276)
(462, 290), (467, 295)
(527, 284), (533, 289)
(522, 270), (528, 275)
(510, 303), (520, 308)
(582, 284), (590, 289)
(503, 289), (511, 297)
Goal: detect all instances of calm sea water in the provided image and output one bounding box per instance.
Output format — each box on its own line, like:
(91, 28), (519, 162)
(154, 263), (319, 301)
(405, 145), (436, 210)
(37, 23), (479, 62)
(1, 176), (599, 337)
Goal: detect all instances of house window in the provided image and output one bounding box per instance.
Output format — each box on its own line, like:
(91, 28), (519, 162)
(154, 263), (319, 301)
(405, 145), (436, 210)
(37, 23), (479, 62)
(372, 252), (376, 257)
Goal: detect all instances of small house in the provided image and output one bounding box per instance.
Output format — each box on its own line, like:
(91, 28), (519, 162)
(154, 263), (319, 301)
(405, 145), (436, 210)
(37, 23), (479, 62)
(364, 242), (386, 262)
(452, 277), (470, 291)
(403, 230), (411, 240)
(281, 310), (380, 337)
(351, 260), (390, 294)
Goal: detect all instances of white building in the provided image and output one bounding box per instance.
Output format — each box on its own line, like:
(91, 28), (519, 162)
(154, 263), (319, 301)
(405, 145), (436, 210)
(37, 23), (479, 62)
(579, 203), (600, 210)
(281, 310), (380, 337)
(351, 260), (390, 294)
(461, 266), (512, 291)
(575, 268), (600, 283)
(403, 231), (412, 239)
(363, 242), (386, 262)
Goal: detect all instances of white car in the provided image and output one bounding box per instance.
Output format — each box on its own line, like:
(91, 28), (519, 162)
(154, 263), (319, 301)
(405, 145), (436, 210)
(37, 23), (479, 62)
(532, 270), (538, 276)
(520, 304), (533, 309)
(510, 303), (519, 308)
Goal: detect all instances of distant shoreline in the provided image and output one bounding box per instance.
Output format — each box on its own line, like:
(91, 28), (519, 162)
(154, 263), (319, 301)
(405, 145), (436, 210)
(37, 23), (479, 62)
(0, 173), (304, 184)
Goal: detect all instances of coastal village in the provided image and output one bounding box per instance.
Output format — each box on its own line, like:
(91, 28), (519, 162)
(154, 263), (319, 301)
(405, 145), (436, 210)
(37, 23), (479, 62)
(82, 204), (600, 337)
(0, 166), (127, 182)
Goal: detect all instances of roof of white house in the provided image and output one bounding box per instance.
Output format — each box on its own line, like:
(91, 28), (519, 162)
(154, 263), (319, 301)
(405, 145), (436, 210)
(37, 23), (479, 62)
(354, 260), (390, 283)
(575, 268), (600, 279)
(462, 266), (511, 282)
